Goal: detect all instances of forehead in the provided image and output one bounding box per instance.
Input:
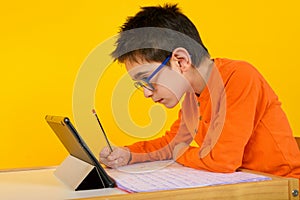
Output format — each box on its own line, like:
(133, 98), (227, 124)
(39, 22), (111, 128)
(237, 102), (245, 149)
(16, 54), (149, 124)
(124, 59), (161, 80)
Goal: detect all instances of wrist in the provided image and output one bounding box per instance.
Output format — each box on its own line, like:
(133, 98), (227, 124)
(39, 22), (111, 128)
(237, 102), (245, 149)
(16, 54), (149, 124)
(127, 152), (132, 164)
(122, 146), (132, 164)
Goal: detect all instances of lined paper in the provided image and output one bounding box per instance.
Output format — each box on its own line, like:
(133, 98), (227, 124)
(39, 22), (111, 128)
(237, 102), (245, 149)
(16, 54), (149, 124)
(107, 161), (271, 193)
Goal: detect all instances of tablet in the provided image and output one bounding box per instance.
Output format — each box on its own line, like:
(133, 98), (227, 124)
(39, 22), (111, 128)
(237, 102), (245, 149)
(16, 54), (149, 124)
(45, 115), (115, 189)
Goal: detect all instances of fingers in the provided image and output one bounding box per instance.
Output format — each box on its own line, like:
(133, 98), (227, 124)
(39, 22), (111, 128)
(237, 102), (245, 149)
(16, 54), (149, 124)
(99, 146), (114, 167)
(99, 146), (112, 158)
(107, 156), (126, 168)
(99, 146), (131, 168)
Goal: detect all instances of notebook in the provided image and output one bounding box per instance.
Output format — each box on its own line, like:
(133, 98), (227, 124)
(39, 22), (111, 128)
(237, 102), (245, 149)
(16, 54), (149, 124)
(107, 160), (272, 193)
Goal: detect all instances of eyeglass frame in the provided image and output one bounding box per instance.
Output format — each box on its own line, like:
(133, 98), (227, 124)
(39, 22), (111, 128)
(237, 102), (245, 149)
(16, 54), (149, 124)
(134, 55), (171, 91)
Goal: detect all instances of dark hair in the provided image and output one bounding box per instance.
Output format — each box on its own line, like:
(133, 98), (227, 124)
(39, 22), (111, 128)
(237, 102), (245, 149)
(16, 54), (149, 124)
(111, 4), (209, 66)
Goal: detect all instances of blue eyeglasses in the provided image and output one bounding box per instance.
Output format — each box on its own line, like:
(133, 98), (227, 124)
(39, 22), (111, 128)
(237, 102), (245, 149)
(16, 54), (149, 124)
(134, 55), (171, 91)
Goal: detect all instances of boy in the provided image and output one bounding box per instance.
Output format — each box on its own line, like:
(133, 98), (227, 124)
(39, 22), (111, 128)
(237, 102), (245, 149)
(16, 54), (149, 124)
(100, 4), (300, 179)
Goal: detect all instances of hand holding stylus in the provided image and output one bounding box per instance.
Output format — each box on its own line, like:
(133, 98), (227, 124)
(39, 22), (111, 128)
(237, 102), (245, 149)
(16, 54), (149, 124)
(99, 146), (131, 168)
(92, 109), (132, 168)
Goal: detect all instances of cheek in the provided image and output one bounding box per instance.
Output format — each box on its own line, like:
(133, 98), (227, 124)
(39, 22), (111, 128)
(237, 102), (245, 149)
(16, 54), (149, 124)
(156, 85), (180, 103)
(153, 70), (192, 102)
(154, 84), (173, 95)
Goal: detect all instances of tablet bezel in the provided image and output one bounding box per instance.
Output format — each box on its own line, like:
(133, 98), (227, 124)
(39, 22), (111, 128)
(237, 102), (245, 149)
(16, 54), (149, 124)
(45, 115), (115, 188)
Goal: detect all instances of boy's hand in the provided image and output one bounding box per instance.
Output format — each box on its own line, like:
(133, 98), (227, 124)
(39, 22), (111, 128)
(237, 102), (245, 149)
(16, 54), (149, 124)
(99, 146), (131, 168)
(173, 142), (189, 160)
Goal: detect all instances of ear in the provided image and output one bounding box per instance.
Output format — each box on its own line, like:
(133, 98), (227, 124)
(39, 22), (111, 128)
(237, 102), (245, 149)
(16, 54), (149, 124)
(170, 47), (192, 73)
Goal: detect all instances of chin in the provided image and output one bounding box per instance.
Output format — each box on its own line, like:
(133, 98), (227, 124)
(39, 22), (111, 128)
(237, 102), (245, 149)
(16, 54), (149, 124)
(163, 101), (179, 108)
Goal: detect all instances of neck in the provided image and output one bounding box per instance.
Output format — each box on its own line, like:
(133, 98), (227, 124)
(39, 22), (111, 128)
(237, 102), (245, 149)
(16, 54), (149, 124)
(193, 57), (214, 94)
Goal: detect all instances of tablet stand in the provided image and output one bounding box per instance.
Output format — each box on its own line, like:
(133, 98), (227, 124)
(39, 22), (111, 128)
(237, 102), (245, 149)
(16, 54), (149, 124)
(54, 155), (105, 191)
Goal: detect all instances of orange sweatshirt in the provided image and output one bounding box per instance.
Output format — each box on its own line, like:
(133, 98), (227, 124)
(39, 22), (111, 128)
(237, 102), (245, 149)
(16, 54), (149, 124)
(126, 58), (300, 179)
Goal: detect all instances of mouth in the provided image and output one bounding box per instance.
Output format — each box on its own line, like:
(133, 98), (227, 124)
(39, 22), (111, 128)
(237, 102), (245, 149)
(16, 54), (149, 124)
(154, 98), (164, 103)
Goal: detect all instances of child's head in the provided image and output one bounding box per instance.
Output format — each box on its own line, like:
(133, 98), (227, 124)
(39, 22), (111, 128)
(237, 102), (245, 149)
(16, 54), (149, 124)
(111, 4), (209, 67)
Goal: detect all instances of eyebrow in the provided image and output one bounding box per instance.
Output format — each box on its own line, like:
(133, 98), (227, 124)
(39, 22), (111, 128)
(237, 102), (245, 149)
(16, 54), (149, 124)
(133, 71), (149, 80)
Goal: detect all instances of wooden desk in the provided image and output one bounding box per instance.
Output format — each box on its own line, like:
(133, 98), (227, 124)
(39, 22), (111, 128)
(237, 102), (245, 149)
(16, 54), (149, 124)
(0, 167), (298, 200)
(0, 167), (126, 200)
(82, 169), (299, 200)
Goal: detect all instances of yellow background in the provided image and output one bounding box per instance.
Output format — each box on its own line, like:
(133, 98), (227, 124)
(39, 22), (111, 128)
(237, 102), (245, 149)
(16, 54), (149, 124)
(1, 0), (299, 170)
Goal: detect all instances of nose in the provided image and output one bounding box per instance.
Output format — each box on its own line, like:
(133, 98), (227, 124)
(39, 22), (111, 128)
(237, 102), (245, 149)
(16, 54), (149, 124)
(143, 87), (153, 98)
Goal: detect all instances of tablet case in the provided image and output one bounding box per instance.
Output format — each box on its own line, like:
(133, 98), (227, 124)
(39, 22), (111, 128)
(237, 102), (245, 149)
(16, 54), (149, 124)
(45, 115), (115, 190)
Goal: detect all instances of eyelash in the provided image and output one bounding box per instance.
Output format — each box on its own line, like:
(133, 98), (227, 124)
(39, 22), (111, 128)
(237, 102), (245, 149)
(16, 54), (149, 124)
(138, 73), (150, 80)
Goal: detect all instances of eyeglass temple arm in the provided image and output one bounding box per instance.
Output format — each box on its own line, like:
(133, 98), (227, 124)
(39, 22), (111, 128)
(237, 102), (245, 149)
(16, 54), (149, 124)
(146, 55), (171, 81)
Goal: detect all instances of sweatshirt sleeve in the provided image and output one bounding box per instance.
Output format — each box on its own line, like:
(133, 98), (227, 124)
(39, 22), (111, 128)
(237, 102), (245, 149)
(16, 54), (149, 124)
(176, 62), (265, 172)
(126, 110), (194, 164)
